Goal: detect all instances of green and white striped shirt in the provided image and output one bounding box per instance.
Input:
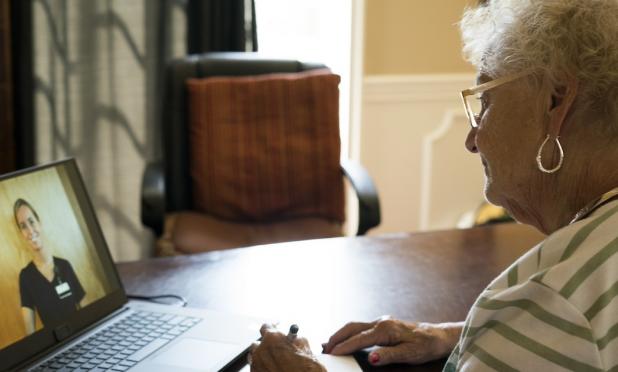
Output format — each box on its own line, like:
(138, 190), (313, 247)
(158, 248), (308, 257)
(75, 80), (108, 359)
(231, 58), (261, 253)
(444, 200), (618, 371)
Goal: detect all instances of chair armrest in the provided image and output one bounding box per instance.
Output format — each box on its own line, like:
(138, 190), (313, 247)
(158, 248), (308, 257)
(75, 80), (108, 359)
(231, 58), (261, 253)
(341, 159), (381, 235)
(141, 161), (166, 236)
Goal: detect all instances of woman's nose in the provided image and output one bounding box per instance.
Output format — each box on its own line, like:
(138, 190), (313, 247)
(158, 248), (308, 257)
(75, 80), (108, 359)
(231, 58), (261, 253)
(465, 127), (479, 153)
(24, 225), (35, 237)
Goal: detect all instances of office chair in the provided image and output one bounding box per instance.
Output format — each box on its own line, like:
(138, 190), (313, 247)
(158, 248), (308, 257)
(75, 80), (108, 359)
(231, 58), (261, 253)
(141, 52), (380, 255)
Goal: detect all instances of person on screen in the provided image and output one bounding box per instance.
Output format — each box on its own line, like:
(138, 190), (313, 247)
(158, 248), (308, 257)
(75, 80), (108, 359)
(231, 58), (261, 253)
(14, 198), (86, 335)
(248, 0), (618, 370)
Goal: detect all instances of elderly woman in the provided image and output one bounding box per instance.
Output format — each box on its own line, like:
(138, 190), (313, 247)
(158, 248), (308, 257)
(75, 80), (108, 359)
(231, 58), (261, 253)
(249, 0), (618, 370)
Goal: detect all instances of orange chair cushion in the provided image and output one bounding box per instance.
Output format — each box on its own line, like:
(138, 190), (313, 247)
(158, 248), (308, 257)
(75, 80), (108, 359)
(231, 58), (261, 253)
(186, 70), (344, 223)
(157, 212), (342, 255)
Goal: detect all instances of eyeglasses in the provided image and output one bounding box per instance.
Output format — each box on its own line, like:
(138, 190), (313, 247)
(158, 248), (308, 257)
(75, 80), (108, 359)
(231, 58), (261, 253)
(460, 69), (533, 128)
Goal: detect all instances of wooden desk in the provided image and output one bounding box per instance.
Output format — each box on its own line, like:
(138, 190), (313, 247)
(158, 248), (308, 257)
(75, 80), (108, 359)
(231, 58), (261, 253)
(117, 223), (544, 371)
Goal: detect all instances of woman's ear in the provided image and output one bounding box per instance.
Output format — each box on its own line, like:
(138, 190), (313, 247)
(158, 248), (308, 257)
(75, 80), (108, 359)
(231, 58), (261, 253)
(547, 78), (578, 138)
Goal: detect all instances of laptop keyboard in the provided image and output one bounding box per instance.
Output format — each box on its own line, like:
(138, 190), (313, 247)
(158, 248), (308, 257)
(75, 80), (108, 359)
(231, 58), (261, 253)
(30, 310), (201, 372)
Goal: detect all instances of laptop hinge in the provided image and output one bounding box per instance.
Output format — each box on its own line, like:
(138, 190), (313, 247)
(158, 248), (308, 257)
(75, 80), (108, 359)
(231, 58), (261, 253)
(52, 324), (72, 342)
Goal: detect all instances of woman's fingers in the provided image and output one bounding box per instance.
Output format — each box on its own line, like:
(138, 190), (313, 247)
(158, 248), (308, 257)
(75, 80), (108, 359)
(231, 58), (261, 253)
(328, 318), (402, 355)
(259, 323), (279, 337)
(322, 321), (374, 353)
(291, 336), (312, 354)
(323, 319), (461, 367)
(247, 341), (260, 365)
(329, 328), (385, 355)
(250, 325), (326, 372)
(256, 323), (312, 354)
(323, 316), (395, 354)
(368, 342), (437, 366)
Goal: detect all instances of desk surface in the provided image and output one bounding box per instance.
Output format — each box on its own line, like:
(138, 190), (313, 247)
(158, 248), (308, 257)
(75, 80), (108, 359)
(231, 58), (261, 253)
(117, 223), (544, 371)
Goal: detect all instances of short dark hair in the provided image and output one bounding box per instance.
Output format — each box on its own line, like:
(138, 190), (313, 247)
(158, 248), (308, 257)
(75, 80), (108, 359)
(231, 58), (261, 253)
(13, 198), (40, 227)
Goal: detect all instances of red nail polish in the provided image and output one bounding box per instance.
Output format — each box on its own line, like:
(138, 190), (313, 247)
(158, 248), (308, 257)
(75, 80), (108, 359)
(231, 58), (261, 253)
(369, 352), (380, 364)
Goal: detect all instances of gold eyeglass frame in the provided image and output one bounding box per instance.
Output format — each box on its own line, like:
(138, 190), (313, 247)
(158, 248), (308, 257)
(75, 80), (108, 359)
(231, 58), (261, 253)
(460, 69), (534, 128)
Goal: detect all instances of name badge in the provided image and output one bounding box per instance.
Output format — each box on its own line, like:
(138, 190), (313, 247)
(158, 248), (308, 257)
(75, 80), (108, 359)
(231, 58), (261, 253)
(55, 282), (72, 299)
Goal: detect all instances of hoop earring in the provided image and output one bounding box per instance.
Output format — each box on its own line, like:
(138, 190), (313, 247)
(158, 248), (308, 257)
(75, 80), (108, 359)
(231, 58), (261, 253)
(536, 135), (564, 173)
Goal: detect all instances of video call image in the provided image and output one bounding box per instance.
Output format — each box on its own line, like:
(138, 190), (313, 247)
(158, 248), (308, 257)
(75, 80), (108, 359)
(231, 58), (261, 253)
(0, 166), (113, 350)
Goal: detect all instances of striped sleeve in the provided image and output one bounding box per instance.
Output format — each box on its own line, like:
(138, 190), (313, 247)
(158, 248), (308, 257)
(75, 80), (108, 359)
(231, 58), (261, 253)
(537, 204), (618, 370)
(457, 281), (604, 371)
(449, 201), (618, 371)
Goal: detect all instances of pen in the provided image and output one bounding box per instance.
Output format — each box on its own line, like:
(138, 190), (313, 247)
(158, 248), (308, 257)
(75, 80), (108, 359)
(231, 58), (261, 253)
(287, 324), (299, 342)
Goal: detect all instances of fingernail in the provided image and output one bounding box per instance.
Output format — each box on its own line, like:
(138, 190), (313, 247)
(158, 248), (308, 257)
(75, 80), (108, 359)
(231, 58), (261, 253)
(369, 352), (380, 364)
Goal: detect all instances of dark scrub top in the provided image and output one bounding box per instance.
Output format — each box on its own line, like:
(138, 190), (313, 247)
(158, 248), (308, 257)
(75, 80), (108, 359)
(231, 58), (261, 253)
(19, 257), (86, 327)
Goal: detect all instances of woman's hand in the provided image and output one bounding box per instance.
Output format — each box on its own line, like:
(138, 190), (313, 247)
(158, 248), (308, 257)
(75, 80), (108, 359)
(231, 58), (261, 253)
(249, 324), (326, 372)
(322, 317), (463, 366)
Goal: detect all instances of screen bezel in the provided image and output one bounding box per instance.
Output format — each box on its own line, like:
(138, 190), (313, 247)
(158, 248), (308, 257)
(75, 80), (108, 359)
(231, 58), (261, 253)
(0, 159), (128, 371)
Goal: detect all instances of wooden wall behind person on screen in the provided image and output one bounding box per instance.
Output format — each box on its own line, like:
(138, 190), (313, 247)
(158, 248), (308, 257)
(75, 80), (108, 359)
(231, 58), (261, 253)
(0, 167), (111, 349)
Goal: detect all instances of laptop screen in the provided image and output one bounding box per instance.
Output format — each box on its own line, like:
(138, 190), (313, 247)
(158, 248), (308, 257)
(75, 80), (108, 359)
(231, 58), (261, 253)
(0, 160), (125, 368)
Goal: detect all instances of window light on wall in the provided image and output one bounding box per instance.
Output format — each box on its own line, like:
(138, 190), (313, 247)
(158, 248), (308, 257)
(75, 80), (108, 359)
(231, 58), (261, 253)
(255, 0), (353, 158)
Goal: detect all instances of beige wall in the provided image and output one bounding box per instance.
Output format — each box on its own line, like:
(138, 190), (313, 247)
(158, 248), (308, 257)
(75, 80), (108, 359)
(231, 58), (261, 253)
(360, 1), (484, 235)
(364, 0), (476, 75)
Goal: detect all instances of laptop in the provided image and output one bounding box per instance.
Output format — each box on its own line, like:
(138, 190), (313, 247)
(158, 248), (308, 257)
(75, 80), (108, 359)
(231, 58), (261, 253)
(0, 159), (262, 372)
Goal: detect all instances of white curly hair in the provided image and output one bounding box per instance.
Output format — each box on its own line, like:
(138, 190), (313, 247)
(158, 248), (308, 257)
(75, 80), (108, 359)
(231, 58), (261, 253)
(460, 0), (618, 119)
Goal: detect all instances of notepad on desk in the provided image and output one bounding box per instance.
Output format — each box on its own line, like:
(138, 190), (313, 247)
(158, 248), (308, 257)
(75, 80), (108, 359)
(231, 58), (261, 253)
(317, 353), (363, 371)
(239, 354), (361, 372)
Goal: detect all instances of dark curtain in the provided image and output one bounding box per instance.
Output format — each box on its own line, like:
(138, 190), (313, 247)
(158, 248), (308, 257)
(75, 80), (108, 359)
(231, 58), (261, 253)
(1, 0), (35, 172)
(0, 0), (16, 173)
(187, 0), (257, 53)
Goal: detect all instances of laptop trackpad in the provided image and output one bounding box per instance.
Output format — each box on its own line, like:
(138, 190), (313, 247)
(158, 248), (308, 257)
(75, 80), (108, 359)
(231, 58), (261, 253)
(152, 338), (239, 371)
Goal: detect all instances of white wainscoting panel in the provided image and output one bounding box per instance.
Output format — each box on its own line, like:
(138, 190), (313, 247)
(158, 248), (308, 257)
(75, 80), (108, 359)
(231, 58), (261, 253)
(361, 74), (486, 234)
